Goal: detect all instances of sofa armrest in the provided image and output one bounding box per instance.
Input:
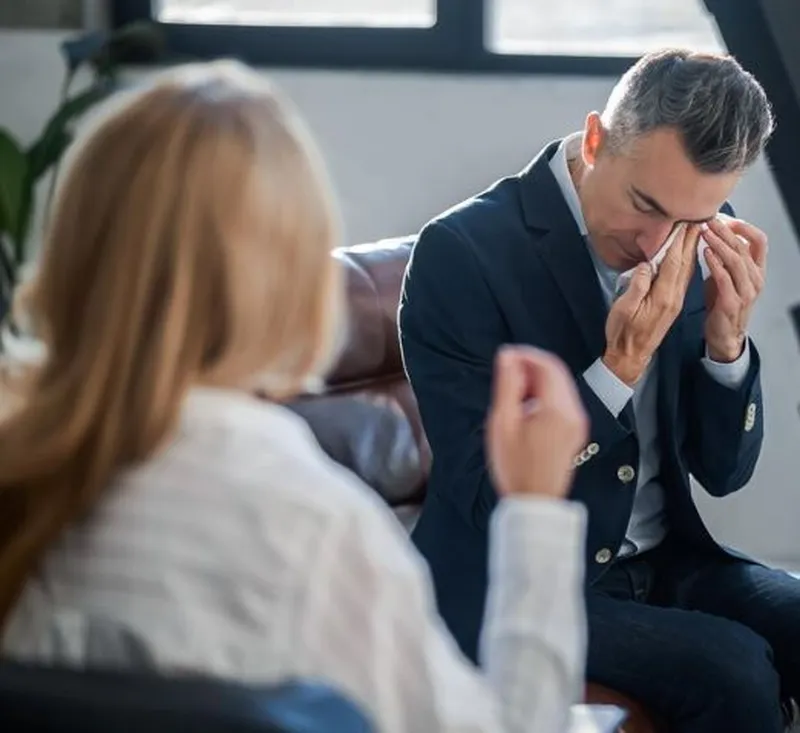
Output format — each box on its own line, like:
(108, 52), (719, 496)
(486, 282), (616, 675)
(585, 683), (664, 733)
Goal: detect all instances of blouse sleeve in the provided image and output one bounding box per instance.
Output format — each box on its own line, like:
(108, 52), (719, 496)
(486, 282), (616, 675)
(289, 491), (587, 733)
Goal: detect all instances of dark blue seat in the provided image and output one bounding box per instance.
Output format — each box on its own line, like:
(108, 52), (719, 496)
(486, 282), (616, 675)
(0, 661), (374, 733)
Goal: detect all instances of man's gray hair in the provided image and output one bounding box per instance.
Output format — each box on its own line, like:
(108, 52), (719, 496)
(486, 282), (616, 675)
(601, 48), (775, 174)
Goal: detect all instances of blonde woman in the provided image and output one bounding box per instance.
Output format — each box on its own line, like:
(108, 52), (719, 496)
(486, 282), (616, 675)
(0, 62), (589, 733)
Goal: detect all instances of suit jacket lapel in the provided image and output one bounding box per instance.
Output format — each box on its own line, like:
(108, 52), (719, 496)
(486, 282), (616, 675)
(518, 141), (609, 365)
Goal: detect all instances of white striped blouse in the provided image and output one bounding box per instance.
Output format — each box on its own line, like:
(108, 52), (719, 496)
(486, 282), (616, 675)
(2, 386), (587, 733)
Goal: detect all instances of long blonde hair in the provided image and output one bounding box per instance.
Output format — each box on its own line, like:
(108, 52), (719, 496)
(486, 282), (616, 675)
(0, 61), (343, 626)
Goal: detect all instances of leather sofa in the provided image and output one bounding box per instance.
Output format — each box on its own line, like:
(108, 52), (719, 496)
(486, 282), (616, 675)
(287, 236), (661, 733)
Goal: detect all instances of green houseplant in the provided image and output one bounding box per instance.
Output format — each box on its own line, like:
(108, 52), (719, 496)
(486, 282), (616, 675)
(0, 21), (163, 328)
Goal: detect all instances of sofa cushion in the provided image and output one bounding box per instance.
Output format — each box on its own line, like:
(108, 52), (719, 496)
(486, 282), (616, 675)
(289, 387), (427, 507)
(282, 236), (428, 508)
(327, 238), (413, 386)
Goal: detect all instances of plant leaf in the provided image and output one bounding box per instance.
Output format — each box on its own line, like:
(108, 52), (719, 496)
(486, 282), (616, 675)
(61, 31), (108, 74)
(28, 82), (112, 183)
(13, 183), (34, 265)
(0, 129), (28, 262)
(27, 129), (72, 182)
(46, 81), (113, 134)
(0, 232), (16, 289)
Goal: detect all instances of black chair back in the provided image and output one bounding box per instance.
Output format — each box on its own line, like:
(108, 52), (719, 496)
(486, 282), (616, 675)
(0, 661), (374, 733)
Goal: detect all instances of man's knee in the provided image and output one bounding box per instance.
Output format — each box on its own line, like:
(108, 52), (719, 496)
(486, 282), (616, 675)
(586, 599), (785, 730)
(686, 620), (782, 726)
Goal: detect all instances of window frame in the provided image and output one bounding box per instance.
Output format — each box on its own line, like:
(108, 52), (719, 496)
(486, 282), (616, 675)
(112, 1), (800, 258)
(110, 0), (678, 75)
(708, 0), (800, 244)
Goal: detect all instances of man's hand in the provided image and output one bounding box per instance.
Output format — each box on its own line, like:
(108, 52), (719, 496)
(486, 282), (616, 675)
(701, 216), (767, 363)
(486, 346), (589, 499)
(603, 224), (700, 385)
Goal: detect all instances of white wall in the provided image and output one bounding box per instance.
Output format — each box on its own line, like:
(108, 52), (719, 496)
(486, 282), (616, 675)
(3, 31), (800, 567)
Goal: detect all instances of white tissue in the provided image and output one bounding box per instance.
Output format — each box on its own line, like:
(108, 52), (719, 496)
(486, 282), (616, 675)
(616, 224), (685, 295)
(615, 213), (745, 296)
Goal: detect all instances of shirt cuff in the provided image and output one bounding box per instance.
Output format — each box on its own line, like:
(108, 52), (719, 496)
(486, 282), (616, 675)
(582, 358), (634, 419)
(701, 338), (751, 390)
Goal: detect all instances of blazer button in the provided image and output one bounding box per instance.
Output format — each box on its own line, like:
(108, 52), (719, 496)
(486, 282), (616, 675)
(617, 464), (636, 484)
(595, 548), (613, 564)
(587, 442), (600, 456)
(744, 403), (757, 432)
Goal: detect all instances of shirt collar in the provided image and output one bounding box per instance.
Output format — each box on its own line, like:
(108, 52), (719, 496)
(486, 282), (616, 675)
(548, 132), (588, 237)
(549, 132), (622, 301)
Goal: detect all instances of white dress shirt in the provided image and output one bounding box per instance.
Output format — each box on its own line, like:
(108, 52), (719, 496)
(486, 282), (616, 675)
(549, 134), (750, 555)
(2, 386), (587, 733)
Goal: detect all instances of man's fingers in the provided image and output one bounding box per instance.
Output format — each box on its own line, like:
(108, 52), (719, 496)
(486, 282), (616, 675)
(707, 217), (758, 267)
(707, 217), (747, 251)
(655, 224), (697, 290)
(703, 226), (755, 299)
(704, 246), (739, 308)
(742, 250), (765, 294)
(712, 217), (767, 293)
(726, 218), (768, 270)
(651, 224), (698, 301)
(677, 224), (700, 287)
(655, 224), (686, 282)
(616, 264), (652, 312)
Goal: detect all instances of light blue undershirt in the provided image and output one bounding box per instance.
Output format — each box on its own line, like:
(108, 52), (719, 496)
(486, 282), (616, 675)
(549, 133), (750, 556)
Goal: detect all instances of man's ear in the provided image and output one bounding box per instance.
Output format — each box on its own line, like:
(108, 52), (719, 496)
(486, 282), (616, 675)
(582, 112), (607, 168)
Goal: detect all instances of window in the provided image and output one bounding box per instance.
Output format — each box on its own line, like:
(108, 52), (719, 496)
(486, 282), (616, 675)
(490, 0), (724, 56)
(113, 0), (726, 73)
(157, 1), (435, 29)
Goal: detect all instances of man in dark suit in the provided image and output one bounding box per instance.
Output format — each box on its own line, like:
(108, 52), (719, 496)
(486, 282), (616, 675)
(399, 49), (800, 732)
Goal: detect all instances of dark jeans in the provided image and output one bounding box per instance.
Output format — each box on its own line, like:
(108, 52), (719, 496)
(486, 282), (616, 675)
(586, 538), (800, 733)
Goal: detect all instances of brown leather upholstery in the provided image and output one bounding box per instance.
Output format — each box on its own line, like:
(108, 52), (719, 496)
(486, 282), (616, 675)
(288, 236), (661, 731)
(585, 685), (662, 733)
(289, 238), (430, 525)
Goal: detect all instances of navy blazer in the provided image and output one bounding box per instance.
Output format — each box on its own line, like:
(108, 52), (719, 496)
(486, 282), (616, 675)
(399, 140), (764, 662)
